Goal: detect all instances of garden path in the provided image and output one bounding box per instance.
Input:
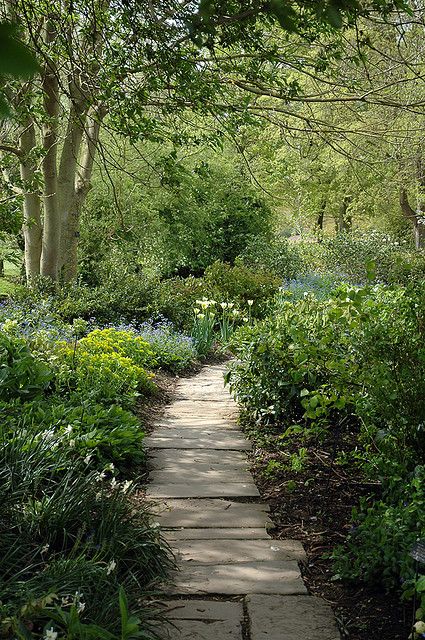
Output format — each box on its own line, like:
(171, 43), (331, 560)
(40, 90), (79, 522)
(146, 364), (340, 640)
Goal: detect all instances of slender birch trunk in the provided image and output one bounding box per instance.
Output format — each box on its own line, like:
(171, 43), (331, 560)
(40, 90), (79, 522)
(61, 105), (105, 282)
(40, 19), (60, 280)
(19, 119), (42, 279)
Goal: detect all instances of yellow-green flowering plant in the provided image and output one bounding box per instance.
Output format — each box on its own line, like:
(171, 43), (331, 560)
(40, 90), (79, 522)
(55, 329), (156, 405)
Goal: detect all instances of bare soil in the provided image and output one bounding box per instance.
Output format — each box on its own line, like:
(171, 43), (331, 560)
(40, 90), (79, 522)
(242, 417), (412, 640)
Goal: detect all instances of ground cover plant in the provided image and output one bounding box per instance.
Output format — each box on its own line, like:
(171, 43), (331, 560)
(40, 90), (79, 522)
(0, 298), (202, 639)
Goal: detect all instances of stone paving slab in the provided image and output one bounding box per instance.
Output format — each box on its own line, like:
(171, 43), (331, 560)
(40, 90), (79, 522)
(145, 436), (251, 450)
(148, 449), (249, 467)
(159, 619), (242, 640)
(150, 427), (244, 440)
(246, 595), (341, 639)
(147, 481), (260, 499)
(154, 419), (239, 430)
(172, 539), (306, 564)
(169, 561), (307, 595)
(152, 498), (271, 529)
(149, 465), (253, 483)
(163, 528), (271, 541)
(162, 599), (244, 621)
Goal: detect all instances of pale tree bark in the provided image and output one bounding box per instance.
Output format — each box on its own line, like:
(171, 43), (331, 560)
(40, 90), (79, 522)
(399, 187), (425, 249)
(61, 104), (106, 282)
(335, 195), (352, 233)
(19, 119), (42, 279)
(57, 82), (87, 272)
(40, 18), (61, 280)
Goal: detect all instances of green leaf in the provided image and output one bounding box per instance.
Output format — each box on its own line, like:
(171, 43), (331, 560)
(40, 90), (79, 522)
(269, 0), (298, 31)
(325, 5), (343, 28)
(0, 22), (39, 78)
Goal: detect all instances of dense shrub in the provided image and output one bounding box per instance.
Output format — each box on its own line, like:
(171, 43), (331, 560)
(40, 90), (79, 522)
(153, 276), (208, 330)
(56, 277), (156, 324)
(322, 230), (425, 284)
(332, 467), (425, 589)
(56, 339), (155, 407)
(0, 332), (52, 400)
(239, 236), (305, 280)
(227, 282), (425, 598)
(204, 260), (280, 318)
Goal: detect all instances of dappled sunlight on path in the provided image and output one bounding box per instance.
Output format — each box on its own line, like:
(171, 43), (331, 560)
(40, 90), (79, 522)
(146, 364), (340, 640)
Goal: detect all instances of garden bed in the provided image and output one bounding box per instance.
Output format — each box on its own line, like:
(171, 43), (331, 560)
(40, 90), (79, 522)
(243, 416), (411, 640)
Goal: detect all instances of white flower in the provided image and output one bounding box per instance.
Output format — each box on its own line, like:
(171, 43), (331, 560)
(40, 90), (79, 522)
(247, 299), (254, 306)
(193, 308), (200, 315)
(106, 559), (117, 575)
(414, 621), (425, 633)
(83, 454), (92, 465)
(61, 595), (72, 607)
(77, 601), (86, 613)
(41, 543), (49, 554)
(227, 302), (234, 308)
(64, 425), (73, 434)
(105, 463), (115, 472)
(69, 439), (76, 448)
(232, 309), (239, 316)
(110, 477), (118, 489)
(122, 480), (132, 492)
(220, 302), (228, 309)
(198, 313), (205, 319)
(44, 628), (58, 640)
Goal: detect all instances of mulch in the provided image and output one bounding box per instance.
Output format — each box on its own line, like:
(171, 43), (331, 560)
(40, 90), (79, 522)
(243, 423), (412, 640)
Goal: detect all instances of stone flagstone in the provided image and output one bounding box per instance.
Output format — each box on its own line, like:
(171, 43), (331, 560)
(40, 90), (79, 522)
(246, 595), (341, 640)
(147, 481), (260, 499)
(163, 527), (271, 541)
(171, 539), (306, 564)
(148, 449), (249, 467)
(145, 434), (251, 450)
(152, 498), (272, 529)
(168, 561), (307, 596)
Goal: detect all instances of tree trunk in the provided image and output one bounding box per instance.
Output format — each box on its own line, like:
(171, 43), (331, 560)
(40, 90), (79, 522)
(400, 187), (425, 249)
(40, 19), (61, 280)
(336, 196), (352, 233)
(19, 119), (42, 280)
(61, 105), (105, 282)
(58, 82), (87, 273)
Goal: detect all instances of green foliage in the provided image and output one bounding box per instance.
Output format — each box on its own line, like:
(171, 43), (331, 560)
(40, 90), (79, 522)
(332, 467), (425, 589)
(0, 399), (146, 470)
(322, 231), (425, 284)
(227, 280), (425, 597)
(0, 21), (38, 116)
(56, 338), (155, 407)
(0, 431), (171, 638)
(153, 276), (208, 330)
(56, 278), (156, 325)
(0, 332), (51, 400)
(240, 236), (305, 280)
(205, 260), (280, 317)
